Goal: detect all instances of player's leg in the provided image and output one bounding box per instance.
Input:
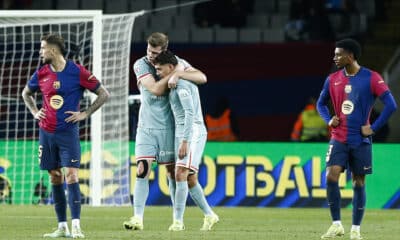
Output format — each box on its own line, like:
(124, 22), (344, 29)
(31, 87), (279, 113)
(162, 128), (177, 208)
(186, 134), (219, 230)
(123, 157), (153, 230)
(123, 128), (158, 230)
(166, 163), (176, 208)
(168, 165), (188, 231)
(188, 174), (219, 231)
(348, 143), (371, 240)
(60, 128), (84, 238)
(65, 167), (84, 238)
(321, 141), (347, 239)
(39, 129), (71, 238)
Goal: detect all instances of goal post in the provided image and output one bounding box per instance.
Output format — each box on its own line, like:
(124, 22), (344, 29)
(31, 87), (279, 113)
(0, 10), (141, 206)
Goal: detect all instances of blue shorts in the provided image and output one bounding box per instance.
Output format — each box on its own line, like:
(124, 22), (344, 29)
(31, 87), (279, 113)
(325, 140), (372, 175)
(39, 128), (81, 170)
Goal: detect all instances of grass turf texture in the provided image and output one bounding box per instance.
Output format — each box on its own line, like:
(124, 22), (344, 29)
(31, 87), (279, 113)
(0, 206), (399, 240)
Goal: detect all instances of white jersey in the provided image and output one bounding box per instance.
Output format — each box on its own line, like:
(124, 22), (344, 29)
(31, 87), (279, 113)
(169, 79), (207, 141)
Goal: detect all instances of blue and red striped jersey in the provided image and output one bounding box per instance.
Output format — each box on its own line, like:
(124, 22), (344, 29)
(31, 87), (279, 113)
(28, 60), (100, 133)
(317, 67), (389, 145)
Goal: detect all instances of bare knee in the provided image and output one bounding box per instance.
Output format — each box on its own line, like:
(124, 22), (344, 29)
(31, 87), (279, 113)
(165, 164), (175, 180)
(352, 174), (365, 187)
(175, 166), (189, 182)
(326, 166), (342, 182)
(49, 169), (63, 185)
(65, 168), (79, 184)
(187, 173), (197, 188)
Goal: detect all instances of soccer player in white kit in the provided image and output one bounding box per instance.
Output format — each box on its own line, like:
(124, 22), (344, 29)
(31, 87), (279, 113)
(154, 50), (219, 231)
(123, 32), (207, 231)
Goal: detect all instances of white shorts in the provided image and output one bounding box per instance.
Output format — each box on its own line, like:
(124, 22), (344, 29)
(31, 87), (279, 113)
(174, 133), (207, 173)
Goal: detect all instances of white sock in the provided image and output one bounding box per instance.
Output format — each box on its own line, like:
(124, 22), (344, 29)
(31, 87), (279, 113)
(351, 225), (360, 231)
(333, 220), (342, 226)
(71, 219), (80, 228)
(58, 221), (69, 230)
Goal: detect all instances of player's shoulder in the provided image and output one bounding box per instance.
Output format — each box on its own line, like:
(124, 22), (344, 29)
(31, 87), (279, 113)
(134, 56), (149, 66)
(328, 69), (343, 79)
(326, 69), (344, 85)
(134, 56), (152, 72)
(178, 78), (195, 88)
(364, 67), (383, 79)
(67, 60), (84, 72)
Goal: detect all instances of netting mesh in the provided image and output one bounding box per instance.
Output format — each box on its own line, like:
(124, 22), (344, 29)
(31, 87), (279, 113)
(0, 11), (138, 205)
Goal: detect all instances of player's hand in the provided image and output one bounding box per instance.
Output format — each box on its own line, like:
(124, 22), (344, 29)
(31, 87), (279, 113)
(329, 115), (340, 127)
(64, 111), (88, 123)
(168, 63), (184, 89)
(168, 72), (179, 89)
(178, 140), (188, 160)
(33, 108), (46, 121)
(361, 124), (374, 137)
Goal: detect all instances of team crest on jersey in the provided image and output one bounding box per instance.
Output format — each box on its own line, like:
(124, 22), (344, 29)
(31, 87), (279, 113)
(53, 81), (61, 89)
(344, 84), (352, 93)
(50, 95), (64, 110)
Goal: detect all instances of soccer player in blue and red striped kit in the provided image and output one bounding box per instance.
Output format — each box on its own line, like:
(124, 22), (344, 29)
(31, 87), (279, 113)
(22, 33), (110, 238)
(317, 39), (397, 239)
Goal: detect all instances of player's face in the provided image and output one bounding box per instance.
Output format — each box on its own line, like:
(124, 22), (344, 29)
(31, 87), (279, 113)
(154, 63), (173, 78)
(333, 48), (352, 68)
(39, 41), (56, 64)
(146, 45), (163, 64)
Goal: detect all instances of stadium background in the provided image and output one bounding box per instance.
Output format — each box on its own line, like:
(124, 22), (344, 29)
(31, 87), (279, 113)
(0, 0), (399, 209)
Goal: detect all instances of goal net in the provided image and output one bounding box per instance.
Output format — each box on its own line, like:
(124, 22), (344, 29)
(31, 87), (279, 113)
(0, 10), (141, 206)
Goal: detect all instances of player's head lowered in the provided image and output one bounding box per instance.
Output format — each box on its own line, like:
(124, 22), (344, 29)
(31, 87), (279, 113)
(333, 38), (361, 68)
(153, 50), (177, 78)
(40, 33), (66, 64)
(146, 32), (169, 64)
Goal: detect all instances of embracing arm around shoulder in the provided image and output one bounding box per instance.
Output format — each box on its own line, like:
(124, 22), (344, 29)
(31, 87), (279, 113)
(168, 65), (207, 88)
(139, 73), (171, 96)
(176, 66), (207, 85)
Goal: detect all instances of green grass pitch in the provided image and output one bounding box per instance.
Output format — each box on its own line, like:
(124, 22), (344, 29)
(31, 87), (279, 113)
(0, 205), (399, 240)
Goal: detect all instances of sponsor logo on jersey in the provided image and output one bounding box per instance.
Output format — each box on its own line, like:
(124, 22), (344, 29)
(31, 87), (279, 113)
(50, 95), (64, 110)
(341, 100), (354, 115)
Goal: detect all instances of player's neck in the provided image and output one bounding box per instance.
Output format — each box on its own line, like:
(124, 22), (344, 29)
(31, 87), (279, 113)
(344, 62), (360, 77)
(50, 57), (66, 72)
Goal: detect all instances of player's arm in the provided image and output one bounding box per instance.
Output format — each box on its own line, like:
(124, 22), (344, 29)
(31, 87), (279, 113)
(362, 72), (397, 136)
(65, 85), (110, 123)
(173, 66), (207, 85)
(139, 73), (170, 96)
(168, 59), (207, 88)
(22, 86), (45, 120)
(177, 84), (195, 159)
(362, 91), (397, 136)
(317, 78), (339, 127)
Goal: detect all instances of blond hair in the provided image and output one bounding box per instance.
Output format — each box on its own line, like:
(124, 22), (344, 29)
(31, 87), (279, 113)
(147, 32), (168, 50)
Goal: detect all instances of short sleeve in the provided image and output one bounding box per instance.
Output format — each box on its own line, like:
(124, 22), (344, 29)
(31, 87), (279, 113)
(78, 65), (100, 92)
(133, 58), (152, 81)
(370, 71), (389, 97)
